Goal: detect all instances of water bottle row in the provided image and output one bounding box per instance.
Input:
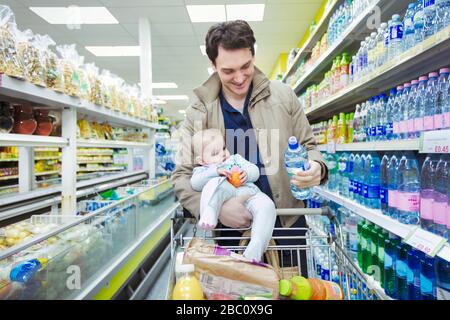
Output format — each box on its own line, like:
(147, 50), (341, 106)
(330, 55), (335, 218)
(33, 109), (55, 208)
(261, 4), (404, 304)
(324, 151), (450, 238)
(352, 68), (450, 143)
(307, 196), (450, 300)
(352, 0), (450, 82)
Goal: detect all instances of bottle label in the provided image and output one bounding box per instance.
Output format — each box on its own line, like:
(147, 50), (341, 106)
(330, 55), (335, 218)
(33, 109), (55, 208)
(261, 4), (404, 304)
(424, 115), (434, 130)
(378, 247), (385, 261)
(397, 192), (420, 212)
(365, 127), (371, 137)
(420, 198), (434, 220)
(444, 112), (450, 128)
(420, 274), (433, 295)
(405, 18), (414, 31)
(377, 125), (386, 137)
(407, 119), (415, 133)
(399, 120), (408, 133)
(358, 182), (363, 195)
(384, 253), (393, 266)
(432, 201), (447, 225)
(386, 122), (394, 134)
(349, 180), (354, 194)
(414, 117), (424, 132)
(338, 162), (347, 172)
(390, 25), (404, 40)
(423, 0), (436, 9)
(388, 190), (398, 208)
(368, 185), (380, 199)
(380, 187), (388, 204)
(434, 114), (444, 129)
(393, 122), (399, 134)
(363, 184), (369, 198)
(371, 127), (377, 137)
(447, 204), (450, 229)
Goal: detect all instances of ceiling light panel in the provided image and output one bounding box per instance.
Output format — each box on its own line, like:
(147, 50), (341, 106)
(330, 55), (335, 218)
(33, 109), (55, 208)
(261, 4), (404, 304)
(186, 5), (226, 23)
(226, 4), (265, 22)
(85, 46), (141, 57)
(152, 82), (178, 89)
(29, 7), (118, 24)
(155, 95), (189, 100)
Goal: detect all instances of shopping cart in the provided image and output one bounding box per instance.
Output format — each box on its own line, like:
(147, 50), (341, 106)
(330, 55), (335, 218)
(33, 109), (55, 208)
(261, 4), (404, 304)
(166, 207), (390, 300)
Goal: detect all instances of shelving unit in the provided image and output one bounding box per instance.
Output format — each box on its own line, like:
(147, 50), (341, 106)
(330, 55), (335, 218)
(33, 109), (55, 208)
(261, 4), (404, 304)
(0, 175), (18, 181)
(35, 170), (60, 176)
(317, 139), (420, 152)
(313, 186), (450, 262)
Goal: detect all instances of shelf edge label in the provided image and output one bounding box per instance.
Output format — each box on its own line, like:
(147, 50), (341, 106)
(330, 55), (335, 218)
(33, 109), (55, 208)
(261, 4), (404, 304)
(419, 129), (450, 154)
(404, 227), (447, 257)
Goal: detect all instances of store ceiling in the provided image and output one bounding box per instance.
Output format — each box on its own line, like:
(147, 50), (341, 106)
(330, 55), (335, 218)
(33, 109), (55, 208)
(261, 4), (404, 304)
(5, 0), (322, 121)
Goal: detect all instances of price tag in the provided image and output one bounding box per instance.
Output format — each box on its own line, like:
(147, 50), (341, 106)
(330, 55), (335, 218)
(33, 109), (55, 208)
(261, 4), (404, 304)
(419, 129), (450, 154)
(404, 227), (447, 257)
(327, 142), (336, 154)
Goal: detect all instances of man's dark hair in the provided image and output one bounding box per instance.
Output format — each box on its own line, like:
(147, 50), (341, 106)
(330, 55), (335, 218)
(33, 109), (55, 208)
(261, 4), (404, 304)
(205, 20), (256, 65)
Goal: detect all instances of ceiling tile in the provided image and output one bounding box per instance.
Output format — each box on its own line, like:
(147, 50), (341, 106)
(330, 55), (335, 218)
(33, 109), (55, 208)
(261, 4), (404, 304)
(152, 35), (199, 47)
(100, 0), (185, 7)
(107, 6), (190, 24)
(19, 0), (106, 6)
(264, 3), (321, 21)
(122, 23), (195, 39)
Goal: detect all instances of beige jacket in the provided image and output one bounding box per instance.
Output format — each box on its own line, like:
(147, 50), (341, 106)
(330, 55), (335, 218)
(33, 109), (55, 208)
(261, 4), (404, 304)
(171, 67), (328, 227)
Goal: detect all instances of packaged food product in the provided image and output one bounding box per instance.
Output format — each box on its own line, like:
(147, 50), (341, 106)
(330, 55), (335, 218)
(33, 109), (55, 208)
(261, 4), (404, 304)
(84, 63), (102, 105)
(79, 62), (90, 101)
(45, 45), (63, 92)
(0, 6), (24, 79)
(99, 70), (113, 108)
(56, 44), (82, 97)
(172, 264), (204, 300)
(279, 276), (344, 300)
(33, 109), (55, 136)
(27, 33), (49, 87)
(77, 119), (92, 139)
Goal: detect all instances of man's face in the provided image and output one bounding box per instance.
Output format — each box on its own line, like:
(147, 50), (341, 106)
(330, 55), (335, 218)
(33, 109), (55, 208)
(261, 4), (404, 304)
(212, 46), (255, 98)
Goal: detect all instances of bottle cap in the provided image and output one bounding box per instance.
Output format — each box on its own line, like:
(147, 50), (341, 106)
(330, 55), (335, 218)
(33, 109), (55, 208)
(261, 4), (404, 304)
(429, 72), (439, 78)
(371, 32), (377, 37)
(411, 79), (419, 85)
(403, 83), (411, 88)
(392, 14), (400, 20)
(381, 22), (388, 28)
(408, 3), (416, 8)
(439, 68), (450, 74)
(177, 264), (195, 273)
(397, 85), (404, 91)
(389, 88), (397, 95)
(279, 279), (292, 296)
(419, 75), (428, 82)
(288, 136), (299, 150)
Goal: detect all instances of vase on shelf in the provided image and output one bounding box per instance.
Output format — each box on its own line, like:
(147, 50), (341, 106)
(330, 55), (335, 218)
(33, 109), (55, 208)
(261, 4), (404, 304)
(0, 102), (14, 134)
(12, 104), (37, 135)
(34, 109), (55, 136)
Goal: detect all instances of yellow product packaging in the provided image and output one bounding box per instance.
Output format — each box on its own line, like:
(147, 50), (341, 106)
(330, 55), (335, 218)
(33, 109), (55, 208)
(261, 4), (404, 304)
(85, 63), (102, 106)
(77, 119), (92, 139)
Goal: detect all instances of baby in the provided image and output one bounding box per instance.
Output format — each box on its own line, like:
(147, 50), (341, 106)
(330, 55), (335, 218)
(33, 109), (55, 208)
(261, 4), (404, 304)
(190, 128), (276, 261)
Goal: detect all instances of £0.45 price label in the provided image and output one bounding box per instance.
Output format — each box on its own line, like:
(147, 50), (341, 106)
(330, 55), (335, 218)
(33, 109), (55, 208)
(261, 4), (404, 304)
(327, 142), (336, 154)
(404, 227), (447, 257)
(420, 129), (450, 154)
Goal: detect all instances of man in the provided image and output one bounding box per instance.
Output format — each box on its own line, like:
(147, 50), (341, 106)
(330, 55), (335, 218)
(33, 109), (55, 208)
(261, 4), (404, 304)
(172, 20), (328, 272)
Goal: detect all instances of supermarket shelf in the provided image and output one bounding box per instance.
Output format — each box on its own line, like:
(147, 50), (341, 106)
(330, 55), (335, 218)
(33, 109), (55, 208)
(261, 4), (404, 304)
(35, 156), (61, 161)
(77, 139), (151, 149)
(0, 133), (68, 147)
(77, 152), (114, 156)
(317, 139), (420, 152)
(77, 160), (113, 164)
(281, 0), (340, 82)
(35, 147), (59, 152)
(313, 187), (450, 262)
(77, 167), (125, 172)
(76, 170), (147, 190)
(0, 175), (18, 181)
(0, 185), (61, 207)
(0, 158), (18, 162)
(0, 74), (160, 130)
(35, 170), (60, 176)
(306, 26), (450, 120)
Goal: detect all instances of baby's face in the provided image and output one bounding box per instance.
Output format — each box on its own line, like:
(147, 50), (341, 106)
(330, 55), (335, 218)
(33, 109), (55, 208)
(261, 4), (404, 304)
(201, 137), (230, 165)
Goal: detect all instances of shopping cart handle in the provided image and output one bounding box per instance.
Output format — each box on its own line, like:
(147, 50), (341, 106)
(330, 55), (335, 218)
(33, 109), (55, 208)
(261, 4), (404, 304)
(276, 207), (334, 219)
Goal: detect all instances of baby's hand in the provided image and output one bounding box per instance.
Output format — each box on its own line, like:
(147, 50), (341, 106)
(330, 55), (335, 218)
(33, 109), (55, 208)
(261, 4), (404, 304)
(217, 167), (232, 177)
(239, 170), (248, 184)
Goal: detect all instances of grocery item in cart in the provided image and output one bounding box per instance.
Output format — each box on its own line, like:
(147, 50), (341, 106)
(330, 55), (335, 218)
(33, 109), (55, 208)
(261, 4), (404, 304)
(279, 276), (344, 300)
(183, 238), (280, 300)
(172, 264), (204, 300)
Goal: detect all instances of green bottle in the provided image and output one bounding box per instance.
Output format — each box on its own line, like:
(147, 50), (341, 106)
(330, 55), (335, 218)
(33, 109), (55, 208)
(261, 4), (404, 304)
(362, 221), (372, 274)
(357, 219), (365, 269)
(378, 229), (388, 288)
(370, 226), (380, 282)
(347, 113), (354, 143)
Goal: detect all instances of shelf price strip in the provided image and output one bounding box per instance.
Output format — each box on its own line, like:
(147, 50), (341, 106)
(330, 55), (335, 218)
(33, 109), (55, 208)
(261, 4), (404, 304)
(419, 129), (450, 154)
(404, 227), (447, 257)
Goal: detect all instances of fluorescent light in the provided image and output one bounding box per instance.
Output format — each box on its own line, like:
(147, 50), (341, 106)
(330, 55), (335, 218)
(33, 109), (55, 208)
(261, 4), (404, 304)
(186, 5), (226, 23)
(179, 110), (186, 114)
(200, 45), (207, 56)
(155, 95), (189, 101)
(30, 7), (118, 24)
(152, 100), (167, 105)
(152, 82), (178, 89)
(85, 46), (140, 57)
(207, 67), (215, 75)
(226, 4), (265, 21)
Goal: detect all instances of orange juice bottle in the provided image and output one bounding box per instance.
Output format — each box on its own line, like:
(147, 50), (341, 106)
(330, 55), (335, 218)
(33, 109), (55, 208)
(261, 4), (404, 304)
(172, 264), (204, 300)
(279, 276), (344, 300)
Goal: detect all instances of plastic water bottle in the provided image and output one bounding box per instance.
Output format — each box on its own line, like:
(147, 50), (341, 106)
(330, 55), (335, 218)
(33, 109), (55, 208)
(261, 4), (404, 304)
(367, 153), (381, 209)
(420, 255), (437, 300)
(326, 153), (339, 192)
(393, 86), (404, 139)
(375, 23), (388, 68)
(376, 93), (388, 141)
(424, 72), (439, 131)
(285, 136), (311, 200)
(407, 248), (422, 300)
(399, 83), (412, 139)
(380, 154), (390, 215)
(423, 0), (438, 38)
(404, 3), (417, 51)
(339, 152), (350, 197)
(370, 96), (379, 141)
(397, 242), (410, 300)
(353, 104), (361, 142)
(397, 152), (421, 225)
(384, 19), (392, 62)
(413, 76), (429, 137)
(385, 88), (397, 140)
(348, 153), (355, 199)
(358, 41), (367, 79)
(414, 1), (426, 44)
(354, 154), (363, 203)
(435, 68), (449, 130)
(420, 155), (437, 231)
(384, 234), (400, 299)
(389, 14), (404, 60)
(407, 80), (420, 138)
(367, 32), (378, 72)
(436, 0), (450, 32)
(436, 256), (450, 299)
(387, 154), (400, 219)
(433, 156), (448, 237)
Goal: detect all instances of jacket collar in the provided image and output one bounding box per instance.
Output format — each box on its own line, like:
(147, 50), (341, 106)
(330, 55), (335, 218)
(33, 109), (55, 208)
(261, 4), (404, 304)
(193, 66), (271, 107)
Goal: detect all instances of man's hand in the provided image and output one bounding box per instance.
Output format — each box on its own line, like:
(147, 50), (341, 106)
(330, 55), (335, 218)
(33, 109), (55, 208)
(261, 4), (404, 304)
(218, 195), (253, 229)
(290, 160), (322, 188)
